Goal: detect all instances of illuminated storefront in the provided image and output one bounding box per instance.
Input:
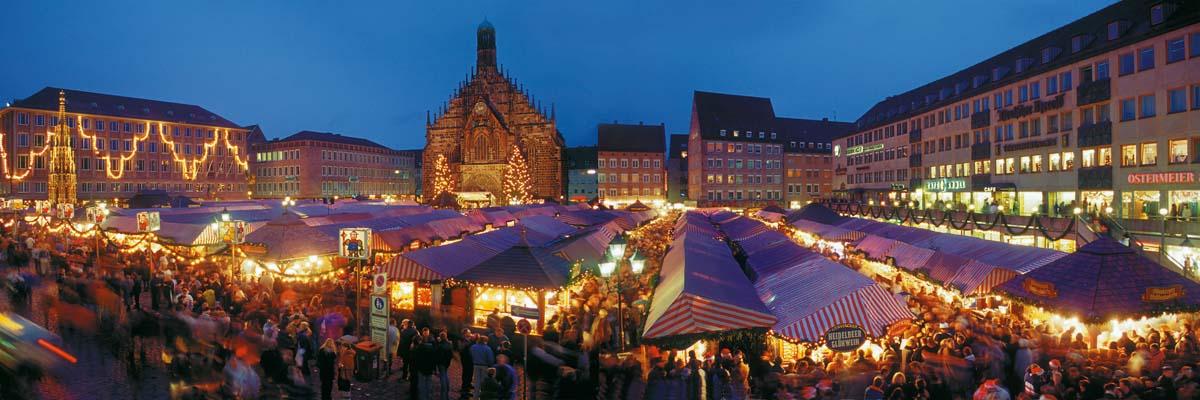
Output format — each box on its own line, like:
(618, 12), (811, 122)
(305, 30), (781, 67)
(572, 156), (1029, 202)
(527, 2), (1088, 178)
(1168, 190), (1200, 220)
(1122, 191), (1162, 220)
(391, 281), (432, 311)
(471, 287), (566, 334)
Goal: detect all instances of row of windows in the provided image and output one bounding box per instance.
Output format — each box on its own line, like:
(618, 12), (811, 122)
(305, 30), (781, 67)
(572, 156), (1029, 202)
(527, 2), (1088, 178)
(600, 188), (663, 197)
(319, 181), (396, 196)
(704, 174), (783, 185)
(257, 150), (300, 162)
(786, 184), (822, 194)
(319, 150), (398, 166)
(256, 182), (300, 194)
(717, 129), (778, 141)
(846, 169), (909, 185)
(258, 166), (300, 177)
(846, 147), (909, 167)
(703, 158), (782, 170)
(320, 165), (397, 178)
(597, 173), (662, 184)
(785, 168), (829, 179)
(13, 181), (244, 195)
(705, 190), (783, 201)
(15, 134), (240, 160)
(597, 158), (661, 169)
(14, 154), (242, 176)
(13, 113), (242, 141)
(704, 141), (786, 154)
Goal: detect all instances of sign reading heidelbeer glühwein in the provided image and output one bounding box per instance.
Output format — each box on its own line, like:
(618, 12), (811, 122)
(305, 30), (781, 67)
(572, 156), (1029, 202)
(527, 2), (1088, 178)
(824, 324), (867, 352)
(1127, 172), (1196, 185)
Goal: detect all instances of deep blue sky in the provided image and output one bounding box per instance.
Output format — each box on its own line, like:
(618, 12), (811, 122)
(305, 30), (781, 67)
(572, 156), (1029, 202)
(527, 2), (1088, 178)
(1, 1), (1112, 150)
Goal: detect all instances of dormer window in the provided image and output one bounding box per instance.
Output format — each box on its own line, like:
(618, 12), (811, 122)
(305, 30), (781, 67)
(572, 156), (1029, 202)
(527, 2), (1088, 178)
(973, 75), (989, 88)
(141, 107), (150, 114)
(1107, 22), (1120, 40)
(1041, 47), (1061, 64)
(719, 129), (726, 137)
(1071, 34), (1093, 53)
(1151, 4), (1166, 25)
(116, 105), (125, 111)
(992, 66), (1010, 81)
(1015, 57), (1034, 73)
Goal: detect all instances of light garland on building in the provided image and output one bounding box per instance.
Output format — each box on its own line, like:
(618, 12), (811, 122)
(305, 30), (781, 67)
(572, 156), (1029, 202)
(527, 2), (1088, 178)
(1, 116), (249, 182)
(502, 144), (532, 205)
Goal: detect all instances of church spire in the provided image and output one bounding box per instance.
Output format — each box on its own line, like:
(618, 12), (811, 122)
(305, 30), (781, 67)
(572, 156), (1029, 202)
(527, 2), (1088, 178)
(477, 20), (496, 71)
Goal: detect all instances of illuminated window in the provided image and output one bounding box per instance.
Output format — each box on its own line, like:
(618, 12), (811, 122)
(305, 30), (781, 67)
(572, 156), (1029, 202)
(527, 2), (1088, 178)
(1049, 153), (1061, 171)
(1140, 142), (1157, 165)
(1169, 139), (1189, 164)
(1121, 144), (1137, 166)
(1099, 148), (1111, 166)
(1031, 155), (1043, 172)
(1019, 156), (1031, 173)
(1062, 151), (1075, 170)
(1005, 158), (1015, 174)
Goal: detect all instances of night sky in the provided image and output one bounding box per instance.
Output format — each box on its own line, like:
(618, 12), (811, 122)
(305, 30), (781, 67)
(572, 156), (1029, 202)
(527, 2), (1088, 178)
(1, 1), (1111, 150)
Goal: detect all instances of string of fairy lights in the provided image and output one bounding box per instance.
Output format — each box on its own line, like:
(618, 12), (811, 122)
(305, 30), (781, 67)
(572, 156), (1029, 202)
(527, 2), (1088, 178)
(1, 117), (249, 182)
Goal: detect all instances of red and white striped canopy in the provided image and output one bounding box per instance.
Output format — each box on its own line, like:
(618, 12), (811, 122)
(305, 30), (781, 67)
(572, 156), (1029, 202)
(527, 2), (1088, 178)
(777, 285), (911, 342)
(643, 293), (778, 339)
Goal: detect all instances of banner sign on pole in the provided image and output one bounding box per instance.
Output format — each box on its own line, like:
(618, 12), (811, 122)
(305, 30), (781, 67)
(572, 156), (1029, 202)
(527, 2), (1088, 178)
(137, 211), (161, 232)
(339, 228), (372, 260)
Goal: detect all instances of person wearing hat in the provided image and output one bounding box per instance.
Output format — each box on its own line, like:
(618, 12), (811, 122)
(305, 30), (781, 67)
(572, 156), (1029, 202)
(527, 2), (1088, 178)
(1025, 363), (1048, 396)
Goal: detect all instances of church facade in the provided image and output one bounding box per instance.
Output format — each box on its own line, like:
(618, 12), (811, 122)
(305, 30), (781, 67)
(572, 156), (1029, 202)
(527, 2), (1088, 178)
(423, 21), (563, 203)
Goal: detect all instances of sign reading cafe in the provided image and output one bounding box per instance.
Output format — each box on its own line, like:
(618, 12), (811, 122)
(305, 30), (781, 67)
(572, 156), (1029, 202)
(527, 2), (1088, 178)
(923, 178), (967, 192)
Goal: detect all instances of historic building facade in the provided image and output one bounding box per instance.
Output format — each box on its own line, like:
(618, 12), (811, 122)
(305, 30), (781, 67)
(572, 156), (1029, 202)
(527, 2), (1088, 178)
(687, 91), (851, 208)
(563, 146), (597, 203)
(251, 131), (411, 199)
(0, 87), (252, 200)
(667, 133), (689, 203)
(597, 122), (667, 206)
(422, 21), (564, 203)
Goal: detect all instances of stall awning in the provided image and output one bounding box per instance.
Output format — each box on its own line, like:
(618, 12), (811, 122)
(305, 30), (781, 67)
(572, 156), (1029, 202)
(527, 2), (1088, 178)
(996, 237), (1200, 321)
(643, 213), (776, 340)
(854, 235), (900, 260)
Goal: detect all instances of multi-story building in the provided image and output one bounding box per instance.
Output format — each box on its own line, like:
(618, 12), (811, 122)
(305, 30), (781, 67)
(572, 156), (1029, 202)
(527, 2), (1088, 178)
(563, 146), (597, 202)
(0, 87), (253, 200)
(396, 149), (423, 198)
(667, 134), (689, 204)
(832, 1), (1199, 264)
(781, 118), (853, 207)
(597, 122), (666, 206)
(251, 131), (411, 199)
(687, 91), (851, 208)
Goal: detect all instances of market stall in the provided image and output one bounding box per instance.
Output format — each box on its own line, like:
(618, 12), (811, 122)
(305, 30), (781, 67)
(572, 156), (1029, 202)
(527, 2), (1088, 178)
(996, 237), (1200, 344)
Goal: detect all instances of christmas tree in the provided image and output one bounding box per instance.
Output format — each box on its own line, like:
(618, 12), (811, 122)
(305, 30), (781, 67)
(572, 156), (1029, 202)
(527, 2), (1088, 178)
(502, 144), (532, 205)
(430, 153), (455, 196)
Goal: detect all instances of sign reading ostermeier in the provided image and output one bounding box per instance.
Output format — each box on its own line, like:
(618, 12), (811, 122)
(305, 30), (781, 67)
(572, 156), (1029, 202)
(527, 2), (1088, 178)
(1127, 172), (1196, 185)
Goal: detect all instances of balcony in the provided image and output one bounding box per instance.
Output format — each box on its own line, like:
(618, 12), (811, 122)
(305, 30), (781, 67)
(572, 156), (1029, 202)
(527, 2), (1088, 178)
(971, 174), (992, 190)
(908, 129), (922, 144)
(1077, 121), (1112, 148)
(909, 153), (922, 168)
(970, 111), (991, 129)
(1078, 166), (1113, 190)
(1076, 77), (1111, 106)
(971, 142), (992, 160)
(909, 178), (923, 189)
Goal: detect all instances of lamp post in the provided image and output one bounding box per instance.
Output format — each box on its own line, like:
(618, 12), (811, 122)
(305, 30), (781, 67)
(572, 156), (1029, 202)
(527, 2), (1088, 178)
(599, 234), (630, 353)
(282, 196), (296, 213)
(1159, 207), (1169, 264)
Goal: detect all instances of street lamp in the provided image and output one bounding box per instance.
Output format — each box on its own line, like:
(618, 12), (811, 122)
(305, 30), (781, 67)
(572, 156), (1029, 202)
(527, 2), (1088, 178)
(630, 251), (645, 274)
(596, 256), (625, 352)
(608, 234), (627, 260)
(220, 208), (231, 222)
(1160, 207), (1169, 264)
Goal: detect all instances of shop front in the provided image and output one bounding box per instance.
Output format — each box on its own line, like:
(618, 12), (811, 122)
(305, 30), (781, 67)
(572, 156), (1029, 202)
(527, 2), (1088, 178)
(470, 286), (566, 334)
(1121, 171), (1197, 220)
(1121, 191), (1162, 220)
(1080, 191), (1113, 213)
(921, 178), (968, 209)
(1168, 190), (1200, 220)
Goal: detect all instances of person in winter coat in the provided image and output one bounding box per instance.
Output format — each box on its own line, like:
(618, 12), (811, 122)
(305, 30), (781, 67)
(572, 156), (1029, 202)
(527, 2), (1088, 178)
(645, 357), (669, 399)
(317, 339), (338, 400)
(666, 359), (691, 400)
(865, 375), (886, 400)
(687, 358), (706, 400)
(337, 342), (356, 395)
(435, 331), (454, 400)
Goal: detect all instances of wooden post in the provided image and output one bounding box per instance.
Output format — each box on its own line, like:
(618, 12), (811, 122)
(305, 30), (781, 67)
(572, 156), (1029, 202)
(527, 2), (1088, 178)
(537, 289), (545, 333)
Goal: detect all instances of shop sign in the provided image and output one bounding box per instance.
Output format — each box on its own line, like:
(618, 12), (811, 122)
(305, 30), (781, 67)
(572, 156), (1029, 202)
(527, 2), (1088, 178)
(1126, 172), (1196, 185)
(1023, 278), (1058, 299)
(1002, 137), (1058, 153)
(86, 206), (106, 224)
(923, 178), (967, 192)
(56, 204), (74, 220)
(997, 94), (1065, 121)
(220, 220), (247, 244)
(824, 323), (867, 352)
(35, 200), (51, 215)
(1142, 285), (1185, 303)
(890, 184), (907, 191)
(845, 143), (884, 156)
(136, 211), (161, 232)
(339, 228), (372, 259)
(241, 244), (268, 256)
(370, 294), (389, 345)
(510, 305), (540, 319)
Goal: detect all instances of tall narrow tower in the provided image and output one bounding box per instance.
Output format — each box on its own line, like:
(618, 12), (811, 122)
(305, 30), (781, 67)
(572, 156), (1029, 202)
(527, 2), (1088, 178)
(476, 19), (496, 72)
(47, 90), (77, 205)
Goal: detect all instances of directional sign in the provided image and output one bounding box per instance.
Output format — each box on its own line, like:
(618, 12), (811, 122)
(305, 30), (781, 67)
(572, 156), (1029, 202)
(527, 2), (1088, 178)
(370, 294), (389, 346)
